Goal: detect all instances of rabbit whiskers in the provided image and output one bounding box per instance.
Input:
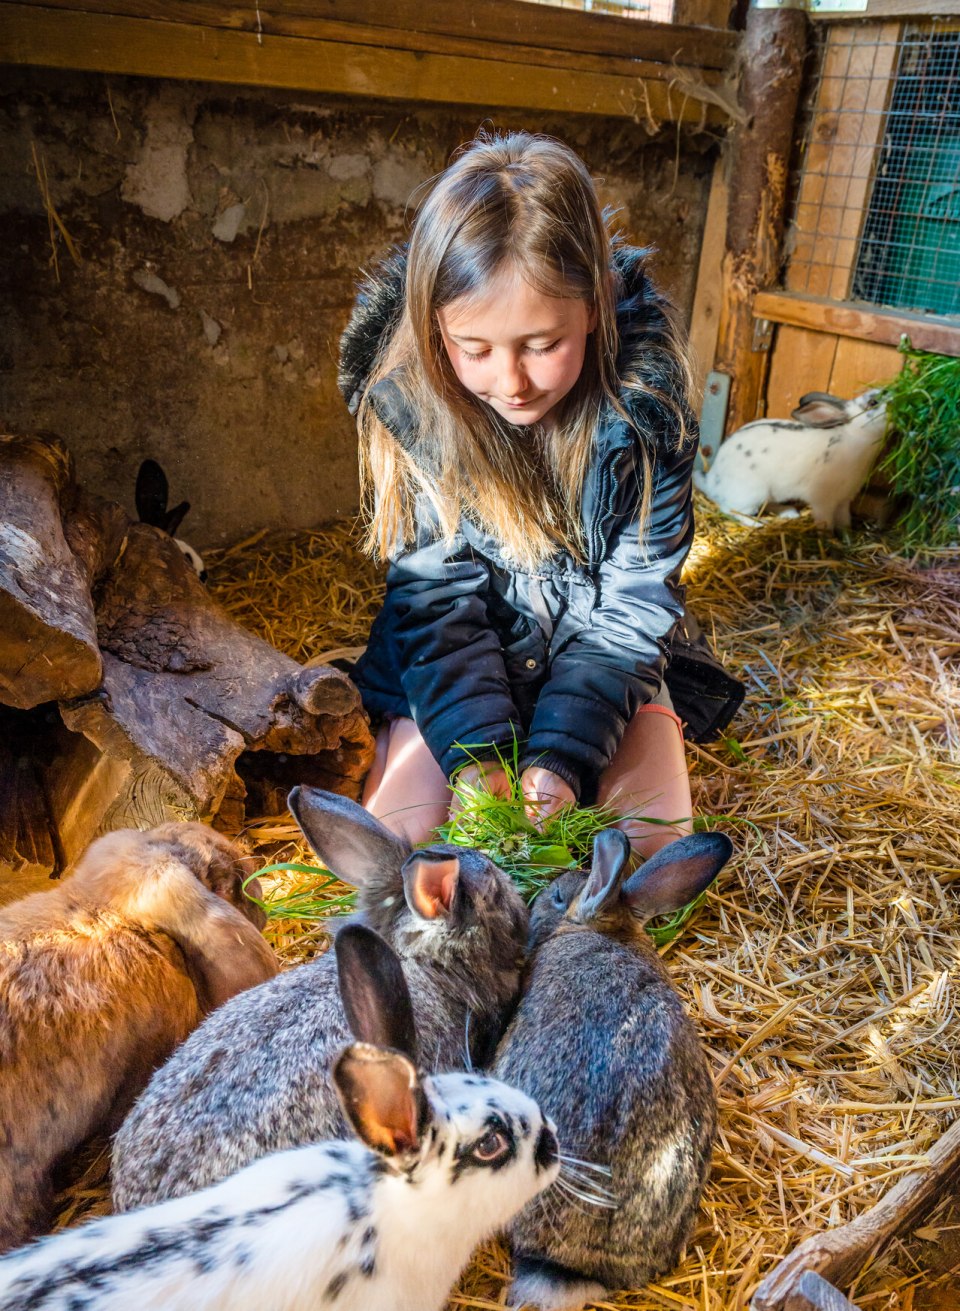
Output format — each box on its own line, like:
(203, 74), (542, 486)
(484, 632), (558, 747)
(552, 1154), (620, 1211)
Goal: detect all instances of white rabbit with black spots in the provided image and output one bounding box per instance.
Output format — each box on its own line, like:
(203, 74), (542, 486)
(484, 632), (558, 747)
(0, 924), (560, 1311)
(135, 458), (207, 580)
(694, 388), (887, 531)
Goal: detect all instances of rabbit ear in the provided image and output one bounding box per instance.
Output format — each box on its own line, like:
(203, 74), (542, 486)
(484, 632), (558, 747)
(135, 459), (169, 527)
(401, 852), (460, 920)
(164, 499), (190, 536)
(621, 832), (733, 923)
(287, 787), (411, 888)
(335, 924), (418, 1061)
(333, 1043), (427, 1158)
(791, 395), (850, 428)
(572, 828), (632, 924)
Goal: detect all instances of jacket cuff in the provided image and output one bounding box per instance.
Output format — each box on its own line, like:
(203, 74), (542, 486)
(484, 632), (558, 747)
(517, 750), (584, 805)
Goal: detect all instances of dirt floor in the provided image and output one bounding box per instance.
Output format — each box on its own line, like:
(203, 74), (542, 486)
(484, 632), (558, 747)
(53, 500), (960, 1309)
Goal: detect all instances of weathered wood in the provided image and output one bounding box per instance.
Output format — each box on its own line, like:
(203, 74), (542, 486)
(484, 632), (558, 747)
(0, 434), (101, 709)
(0, 4), (731, 125)
(713, 6), (808, 432)
(784, 1272), (862, 1311)
(688, 151), (729, 400)
(12, 0), (740, 71)
(3, 0), (730, 86)
(753, 290), (960, 358)
(751, 1116), (960, 1310)
(59, 521), (374, 820)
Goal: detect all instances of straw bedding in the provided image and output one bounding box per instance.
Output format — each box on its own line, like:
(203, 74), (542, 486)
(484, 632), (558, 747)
(50, 502), (960, 1309)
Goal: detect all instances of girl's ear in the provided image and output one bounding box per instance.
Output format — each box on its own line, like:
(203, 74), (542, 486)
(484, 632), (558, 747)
(587, 303), (599, 334)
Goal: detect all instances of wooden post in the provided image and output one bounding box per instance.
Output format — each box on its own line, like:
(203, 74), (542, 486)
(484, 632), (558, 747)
(714, 2), (808, 433)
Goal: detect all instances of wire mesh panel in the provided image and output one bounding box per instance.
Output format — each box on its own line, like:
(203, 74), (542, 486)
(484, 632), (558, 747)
(785, 20), (960, 318)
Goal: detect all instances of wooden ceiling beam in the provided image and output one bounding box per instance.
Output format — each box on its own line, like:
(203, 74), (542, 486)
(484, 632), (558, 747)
(0, 2), (734, 125)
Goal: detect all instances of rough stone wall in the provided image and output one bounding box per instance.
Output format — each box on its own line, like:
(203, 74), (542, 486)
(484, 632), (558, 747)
(0, 69), (716, 547)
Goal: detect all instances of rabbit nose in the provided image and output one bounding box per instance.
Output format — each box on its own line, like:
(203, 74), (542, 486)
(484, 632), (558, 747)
(535, 1123), (559, 1173)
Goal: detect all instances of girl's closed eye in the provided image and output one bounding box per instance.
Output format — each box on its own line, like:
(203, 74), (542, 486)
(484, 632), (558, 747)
(527, 341), (560, 356)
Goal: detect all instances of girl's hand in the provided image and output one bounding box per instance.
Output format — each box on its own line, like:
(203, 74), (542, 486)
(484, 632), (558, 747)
(520, 767), (576, 827)
(449, 762), (512, 818)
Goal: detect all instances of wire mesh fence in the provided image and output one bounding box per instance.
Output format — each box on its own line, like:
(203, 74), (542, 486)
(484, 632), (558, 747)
(785, 20), (960, 318)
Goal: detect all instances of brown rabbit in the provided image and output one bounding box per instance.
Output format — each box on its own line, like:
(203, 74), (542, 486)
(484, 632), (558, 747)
(0, 821), (278, 1252)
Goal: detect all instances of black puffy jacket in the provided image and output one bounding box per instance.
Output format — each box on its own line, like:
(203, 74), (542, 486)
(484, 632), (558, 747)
(338, 245), (743, 802)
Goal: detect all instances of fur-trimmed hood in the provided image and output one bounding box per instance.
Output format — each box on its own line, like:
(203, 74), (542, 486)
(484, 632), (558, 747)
(337, 242), (692, 455)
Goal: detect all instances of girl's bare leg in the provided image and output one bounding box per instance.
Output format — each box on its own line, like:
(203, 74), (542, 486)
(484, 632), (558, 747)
(596, 706), (693, 861)
(361, 717), (451, 845)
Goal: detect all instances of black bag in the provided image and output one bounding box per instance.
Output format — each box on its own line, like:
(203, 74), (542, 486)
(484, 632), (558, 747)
(664, 610), (745, 744)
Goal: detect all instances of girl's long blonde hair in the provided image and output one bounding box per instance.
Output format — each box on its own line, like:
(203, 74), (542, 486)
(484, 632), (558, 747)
(357, 131), (691, 568)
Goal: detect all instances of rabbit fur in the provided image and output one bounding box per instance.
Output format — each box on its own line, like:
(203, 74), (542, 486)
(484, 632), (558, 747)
(0, 822), (278, 1253)
(494, 829), (733, 1310)
(694, 388), (887, 531)
(0, 924), (560, 1311)
(111, 785), (529, 1210)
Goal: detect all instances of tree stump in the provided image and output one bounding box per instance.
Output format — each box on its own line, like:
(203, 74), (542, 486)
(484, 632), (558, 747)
(0, 434), (101, 708)
(0, 432), (375, 897)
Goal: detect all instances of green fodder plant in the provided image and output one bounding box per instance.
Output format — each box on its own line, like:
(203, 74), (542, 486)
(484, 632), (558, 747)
(251, 742), (718, 949)
(879, 344), (960, 553)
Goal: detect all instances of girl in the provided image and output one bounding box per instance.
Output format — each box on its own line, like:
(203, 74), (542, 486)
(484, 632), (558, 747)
(338, 132), (742, 856)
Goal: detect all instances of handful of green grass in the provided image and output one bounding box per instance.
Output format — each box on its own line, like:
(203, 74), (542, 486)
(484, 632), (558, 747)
(249, 745), (711, 948)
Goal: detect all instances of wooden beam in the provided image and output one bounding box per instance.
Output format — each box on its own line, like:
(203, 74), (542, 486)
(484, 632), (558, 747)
(712, 6), (808, 431)
(754, 290), (960, 357)
(0, 4), (731, 125)
(14, 0), (739, 70)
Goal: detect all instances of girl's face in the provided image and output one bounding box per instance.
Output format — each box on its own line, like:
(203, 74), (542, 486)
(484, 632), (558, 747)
(437, 268), (596, 428)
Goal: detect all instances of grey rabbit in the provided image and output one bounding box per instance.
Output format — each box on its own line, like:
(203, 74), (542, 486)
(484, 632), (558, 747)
(111, 785), (529, 1210)
(494, 828), (733, 1310)
(0, 924), (560, 1311)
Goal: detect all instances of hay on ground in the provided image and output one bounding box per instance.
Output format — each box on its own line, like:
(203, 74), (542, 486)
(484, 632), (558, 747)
(55, 501), (960, 1308)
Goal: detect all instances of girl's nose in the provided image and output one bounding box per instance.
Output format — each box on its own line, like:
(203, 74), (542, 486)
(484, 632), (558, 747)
(499, 353), (528, 399)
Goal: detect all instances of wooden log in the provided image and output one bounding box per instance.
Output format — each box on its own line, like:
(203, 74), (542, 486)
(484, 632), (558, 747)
(751, 1116), (960, 1310)
(0, 434), (101, 709)
(59, 521), (374, 820)
(785, 1272), (862, 1311)
(713, 6), (808, 433)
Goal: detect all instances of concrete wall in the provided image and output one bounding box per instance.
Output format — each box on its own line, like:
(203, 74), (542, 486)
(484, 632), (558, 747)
(0, 69), (716, 547)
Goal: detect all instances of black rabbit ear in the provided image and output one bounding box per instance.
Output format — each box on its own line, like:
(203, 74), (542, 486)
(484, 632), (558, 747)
(401, 852), (461, 921)
(287, 787), (411, 889)
(621, 832), (733, 923)
(335, 923), (417, 1061)
(164, 499), (190, 536)
(572, 828), (632, 925)
(333, 1043), (427, 1159)
(135, 458), (169, 526)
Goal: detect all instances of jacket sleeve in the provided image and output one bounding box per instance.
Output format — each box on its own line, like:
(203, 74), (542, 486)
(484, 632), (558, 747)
(388, 527), (525, 778)
(522, 429), (696, 802)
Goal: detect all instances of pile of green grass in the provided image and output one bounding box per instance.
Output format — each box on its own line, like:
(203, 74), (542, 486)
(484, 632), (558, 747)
(880, 344), (960, 553)
(250, 746), (712, 948)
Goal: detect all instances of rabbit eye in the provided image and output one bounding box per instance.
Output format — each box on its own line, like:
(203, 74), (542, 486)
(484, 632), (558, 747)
(472, 1129), (511, 1163)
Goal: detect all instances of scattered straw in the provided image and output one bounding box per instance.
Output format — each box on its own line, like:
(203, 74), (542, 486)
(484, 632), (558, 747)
(52, 502), (960, 1305)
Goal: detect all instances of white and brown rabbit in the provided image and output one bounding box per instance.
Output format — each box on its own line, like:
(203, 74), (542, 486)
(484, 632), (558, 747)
(494, 828), (733, 1310)
(0, 923), (560, 1311)
(0, 822), (278, 1253)
(111, 785), (529, 1210)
